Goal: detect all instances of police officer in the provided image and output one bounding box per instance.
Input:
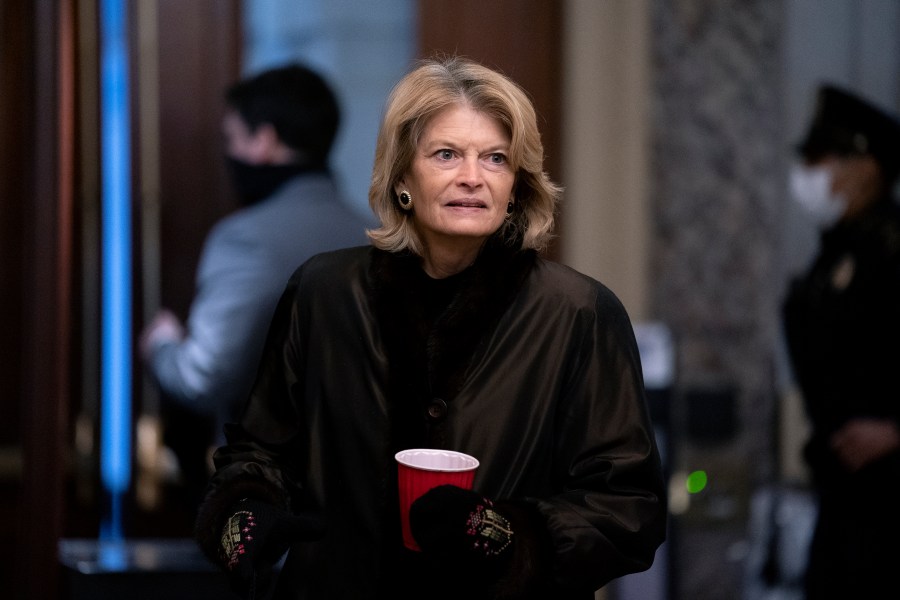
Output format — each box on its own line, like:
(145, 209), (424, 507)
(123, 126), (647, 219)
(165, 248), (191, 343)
(784, 85), (900, 599)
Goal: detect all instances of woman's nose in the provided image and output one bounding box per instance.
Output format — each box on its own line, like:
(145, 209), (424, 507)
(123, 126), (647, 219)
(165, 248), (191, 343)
(456, 156), (483, 186)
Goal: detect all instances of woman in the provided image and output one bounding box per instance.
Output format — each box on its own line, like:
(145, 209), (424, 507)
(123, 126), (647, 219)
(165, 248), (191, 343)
(784, 84), (900, 600)
(195, 56), (666, 600)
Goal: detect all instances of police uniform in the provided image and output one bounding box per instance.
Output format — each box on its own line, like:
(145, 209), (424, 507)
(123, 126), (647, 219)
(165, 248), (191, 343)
(783, 85), (900, 599)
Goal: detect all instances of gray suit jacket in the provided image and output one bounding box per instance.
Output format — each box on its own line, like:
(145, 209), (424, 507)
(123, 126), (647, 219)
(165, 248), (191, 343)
(147, 173), (373, 432)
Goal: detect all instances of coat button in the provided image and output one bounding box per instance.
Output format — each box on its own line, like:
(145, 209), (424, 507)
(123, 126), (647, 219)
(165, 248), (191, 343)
(426, 398), (448, 421)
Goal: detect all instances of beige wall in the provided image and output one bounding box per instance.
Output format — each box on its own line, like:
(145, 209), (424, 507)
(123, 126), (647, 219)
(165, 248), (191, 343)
(560, 9), (655, 594)
(560, 0), (652, 321)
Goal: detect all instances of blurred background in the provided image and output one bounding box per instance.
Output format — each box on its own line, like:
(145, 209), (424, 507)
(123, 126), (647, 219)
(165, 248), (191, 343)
(2, 0), (898, 598)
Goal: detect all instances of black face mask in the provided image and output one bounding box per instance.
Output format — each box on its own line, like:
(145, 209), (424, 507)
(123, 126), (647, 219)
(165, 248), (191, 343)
(225, 157), (311, 205)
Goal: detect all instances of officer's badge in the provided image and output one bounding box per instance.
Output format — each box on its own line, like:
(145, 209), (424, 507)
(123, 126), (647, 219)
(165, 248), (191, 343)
(830, 254), (855, 291)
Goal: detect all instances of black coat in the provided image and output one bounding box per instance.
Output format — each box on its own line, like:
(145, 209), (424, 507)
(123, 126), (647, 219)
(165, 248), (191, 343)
(197, 240), (667, 599)
(783, 197), (900, 597)
(784, 199), (900, 488)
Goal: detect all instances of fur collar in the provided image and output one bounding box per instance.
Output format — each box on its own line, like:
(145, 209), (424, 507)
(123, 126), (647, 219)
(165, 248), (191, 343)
(369, 236), (537, 450)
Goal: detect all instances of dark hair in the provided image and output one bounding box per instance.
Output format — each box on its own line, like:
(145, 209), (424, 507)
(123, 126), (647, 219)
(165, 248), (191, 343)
(225, 64), (340, 165)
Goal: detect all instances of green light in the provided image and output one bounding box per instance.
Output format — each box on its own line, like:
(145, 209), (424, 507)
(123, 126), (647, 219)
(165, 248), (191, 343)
(685, 470), (708, 494)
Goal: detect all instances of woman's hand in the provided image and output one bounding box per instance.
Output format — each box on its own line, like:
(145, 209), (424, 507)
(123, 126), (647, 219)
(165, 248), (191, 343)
(830, 417), (900, 472)
(409, 485), (514, 559)
(220, 499), (325, 598)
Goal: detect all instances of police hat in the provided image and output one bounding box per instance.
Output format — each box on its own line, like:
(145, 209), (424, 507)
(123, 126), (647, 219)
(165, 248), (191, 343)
(797, 84), (900, 181)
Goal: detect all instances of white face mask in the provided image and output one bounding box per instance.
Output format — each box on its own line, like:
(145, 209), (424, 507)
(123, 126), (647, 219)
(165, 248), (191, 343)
(789, 163), (847, 228)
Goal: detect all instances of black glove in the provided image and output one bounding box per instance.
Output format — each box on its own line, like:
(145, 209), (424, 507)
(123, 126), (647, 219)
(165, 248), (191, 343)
(409, 484), (514, 560)
(220, 499), (325, 598)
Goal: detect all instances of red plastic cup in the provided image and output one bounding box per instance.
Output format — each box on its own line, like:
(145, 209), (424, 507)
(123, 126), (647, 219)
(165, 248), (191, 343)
(394, 448), (480, 551)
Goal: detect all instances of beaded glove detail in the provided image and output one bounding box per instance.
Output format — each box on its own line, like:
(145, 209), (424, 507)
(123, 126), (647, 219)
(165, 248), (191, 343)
(466, 499), (514, 556)
(410, 484), (515, 559)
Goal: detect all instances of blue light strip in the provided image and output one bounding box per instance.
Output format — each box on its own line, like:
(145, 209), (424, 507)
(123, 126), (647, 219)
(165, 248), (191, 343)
(99, 0), (131, 542)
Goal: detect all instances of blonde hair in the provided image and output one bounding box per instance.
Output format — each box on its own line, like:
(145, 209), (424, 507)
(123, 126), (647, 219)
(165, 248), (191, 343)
(367, 56), (562, 254)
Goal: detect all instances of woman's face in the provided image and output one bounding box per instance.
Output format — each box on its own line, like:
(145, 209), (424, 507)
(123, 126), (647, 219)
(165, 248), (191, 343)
(398, 103), (515, 252)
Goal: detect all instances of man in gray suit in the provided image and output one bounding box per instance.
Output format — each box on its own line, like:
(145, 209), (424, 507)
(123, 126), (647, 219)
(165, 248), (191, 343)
(139, 64), (372, 496)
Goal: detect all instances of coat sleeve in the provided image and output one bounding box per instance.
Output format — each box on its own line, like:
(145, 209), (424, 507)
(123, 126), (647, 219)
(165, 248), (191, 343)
(534, 285), (667, 591)
(147, 220), (287, 419)
(193, 267), (312, 564)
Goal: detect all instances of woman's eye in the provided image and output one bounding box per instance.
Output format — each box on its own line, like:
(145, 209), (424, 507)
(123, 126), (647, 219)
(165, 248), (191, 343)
(437, 149), (455, 160)
(488, 153), (507, 164)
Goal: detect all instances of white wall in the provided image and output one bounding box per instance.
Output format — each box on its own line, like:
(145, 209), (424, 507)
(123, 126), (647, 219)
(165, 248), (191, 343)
(242, 0), (416, 218)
